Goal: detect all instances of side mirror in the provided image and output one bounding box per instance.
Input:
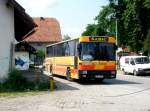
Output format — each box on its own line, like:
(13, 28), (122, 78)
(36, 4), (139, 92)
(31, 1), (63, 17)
(115, 45), (118, 50)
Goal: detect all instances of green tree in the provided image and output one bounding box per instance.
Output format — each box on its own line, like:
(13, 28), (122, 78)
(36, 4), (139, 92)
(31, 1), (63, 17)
(109, 0), (126, 46)
(82, 0), (150, 51)
(36, 50), (45, 58)
(82, 5), (115, 36)
(82, 24), (97, 36)
(123, 0), (150, 52)
(144, 0), (150, 8)
(36, 50), (45, 65)
(144, 30), (150, 52)
(95, 5), (115, 36)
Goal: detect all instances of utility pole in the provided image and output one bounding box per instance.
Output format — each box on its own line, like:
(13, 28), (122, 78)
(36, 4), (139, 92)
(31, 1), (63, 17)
(116, 19), (118, 46)
(115, 0), (118, 46)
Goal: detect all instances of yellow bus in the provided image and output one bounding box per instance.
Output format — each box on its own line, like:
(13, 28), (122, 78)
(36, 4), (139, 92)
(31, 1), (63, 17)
(44, 36), (117, 81)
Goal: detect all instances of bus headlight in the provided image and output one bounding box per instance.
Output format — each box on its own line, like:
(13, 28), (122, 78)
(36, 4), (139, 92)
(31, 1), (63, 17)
(138, 68), (143, 71)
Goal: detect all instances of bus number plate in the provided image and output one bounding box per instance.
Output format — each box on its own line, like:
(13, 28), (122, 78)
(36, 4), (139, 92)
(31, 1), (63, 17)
(95, 75), (103, 78)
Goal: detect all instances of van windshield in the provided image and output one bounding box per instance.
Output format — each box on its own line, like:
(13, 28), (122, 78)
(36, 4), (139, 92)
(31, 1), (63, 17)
(135, 57), (150, 64)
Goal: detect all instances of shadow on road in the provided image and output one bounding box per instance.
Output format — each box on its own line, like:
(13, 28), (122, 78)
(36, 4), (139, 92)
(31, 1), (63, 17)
(76, 79), (142, 85)
(76, 79), (104, 85)
(53, 75), (141, 86)
(102, 79), (142, 85)
(55, 80), (79, 91)
(54, 75), (79, 91)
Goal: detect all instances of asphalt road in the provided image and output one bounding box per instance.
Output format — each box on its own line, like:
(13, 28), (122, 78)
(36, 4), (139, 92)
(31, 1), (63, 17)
(0, 72), (150, 111)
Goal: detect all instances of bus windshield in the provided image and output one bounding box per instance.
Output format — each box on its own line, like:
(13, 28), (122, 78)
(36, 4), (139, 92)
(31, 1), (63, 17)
(79, 42), (115, 61)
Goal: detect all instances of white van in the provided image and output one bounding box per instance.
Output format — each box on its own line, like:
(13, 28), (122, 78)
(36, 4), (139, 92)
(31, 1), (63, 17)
(119, 56), (150, 75)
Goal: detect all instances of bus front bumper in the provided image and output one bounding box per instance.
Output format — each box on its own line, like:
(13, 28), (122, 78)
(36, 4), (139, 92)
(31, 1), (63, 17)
(78, 70), (116, 79)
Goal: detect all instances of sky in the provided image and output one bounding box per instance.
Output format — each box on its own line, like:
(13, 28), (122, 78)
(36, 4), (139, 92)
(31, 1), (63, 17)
(16, 0), (108, 38)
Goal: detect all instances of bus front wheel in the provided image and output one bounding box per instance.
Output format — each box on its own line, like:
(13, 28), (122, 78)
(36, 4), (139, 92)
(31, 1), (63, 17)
(50, 65), (53, 74)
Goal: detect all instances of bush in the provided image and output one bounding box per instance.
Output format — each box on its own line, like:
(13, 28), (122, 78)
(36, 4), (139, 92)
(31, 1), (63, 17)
(38, 81), (49, 90)
(3, 69), (29, 91)
(0, 69), (50, 92)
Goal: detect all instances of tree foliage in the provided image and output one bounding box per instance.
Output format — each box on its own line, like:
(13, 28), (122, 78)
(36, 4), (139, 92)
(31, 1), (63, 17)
(123, 0), (150, 51)
(36, 50), (45, 65)
(82, 24), (96, 36)
(36, 50), (45, 58)
(82, 5), (113, 36)
(144, 30), (150, 51)
(82, 0), (150, 52)
(95, 5), (115, 36)
(110, 0), (126, 46)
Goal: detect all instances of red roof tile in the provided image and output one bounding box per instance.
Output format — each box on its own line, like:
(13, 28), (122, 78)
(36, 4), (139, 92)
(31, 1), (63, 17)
(25, 17), (62, 42)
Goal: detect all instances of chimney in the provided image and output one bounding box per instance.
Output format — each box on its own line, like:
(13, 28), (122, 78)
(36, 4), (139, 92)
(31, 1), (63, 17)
(40, 17), (45, 21)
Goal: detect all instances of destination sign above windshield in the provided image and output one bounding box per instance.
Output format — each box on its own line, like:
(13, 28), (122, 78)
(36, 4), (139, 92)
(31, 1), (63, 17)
(89, 37), (107, 42)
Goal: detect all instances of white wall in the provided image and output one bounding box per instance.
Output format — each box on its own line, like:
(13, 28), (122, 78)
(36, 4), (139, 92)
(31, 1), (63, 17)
(0, 0), (14, 81)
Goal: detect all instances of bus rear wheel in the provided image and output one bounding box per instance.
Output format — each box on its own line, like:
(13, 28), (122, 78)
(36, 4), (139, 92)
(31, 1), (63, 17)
(66, 68), (72, 81)
(50, 65), (53, 74)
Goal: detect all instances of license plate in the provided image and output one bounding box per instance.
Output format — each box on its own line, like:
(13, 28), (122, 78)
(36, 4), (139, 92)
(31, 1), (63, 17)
(95, 75), (103, 78)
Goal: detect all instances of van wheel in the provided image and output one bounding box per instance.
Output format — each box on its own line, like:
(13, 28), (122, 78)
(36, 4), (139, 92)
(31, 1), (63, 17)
(133, 70), (138, 76)
(123, 69), (128, 75)
(50, 65), (53, 73)
(66, 68), (72, 81)
(124, 71), (128, 75)
(49, 65), (53, 75)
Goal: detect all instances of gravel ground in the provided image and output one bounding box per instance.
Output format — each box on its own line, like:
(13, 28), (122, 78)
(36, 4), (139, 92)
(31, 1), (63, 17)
(0, 73), (150, 111)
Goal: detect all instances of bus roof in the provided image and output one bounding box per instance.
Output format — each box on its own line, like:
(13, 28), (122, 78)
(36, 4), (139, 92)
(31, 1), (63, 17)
(46, 36), (115, 47)
(46, 37), (78, 47)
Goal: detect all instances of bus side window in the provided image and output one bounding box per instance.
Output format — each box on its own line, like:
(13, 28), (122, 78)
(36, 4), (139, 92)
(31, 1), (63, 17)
(53, 46), (57, 56)
(47, 46), (53, 57)
(56, 44), (63, 56)
(61, 43), (65, 56)
(64, 42), (70, 56)
(75, 39), (79, 56)
(68, 40), (75, 56)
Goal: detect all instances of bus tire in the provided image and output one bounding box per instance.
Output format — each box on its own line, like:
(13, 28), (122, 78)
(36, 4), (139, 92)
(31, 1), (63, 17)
(50, 65), (53, 74)
(66, 68), (72, 81)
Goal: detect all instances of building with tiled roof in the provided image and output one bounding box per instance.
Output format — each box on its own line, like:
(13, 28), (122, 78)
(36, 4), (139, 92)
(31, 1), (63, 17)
(25, 17), (62, 52)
